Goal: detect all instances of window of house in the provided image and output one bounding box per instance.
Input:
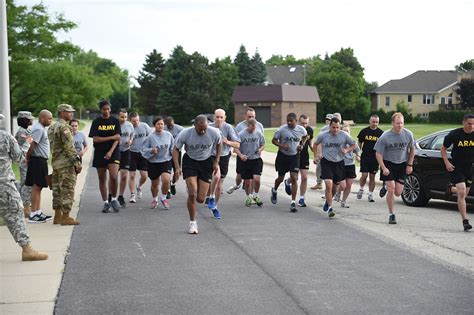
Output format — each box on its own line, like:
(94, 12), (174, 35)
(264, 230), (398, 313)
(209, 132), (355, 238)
(448, 93), (453, 105)
(407, 95), (412, 102)
(423, 94), (435, 105)
(440, 97), (446, 105)
(385, 96), (390, 106)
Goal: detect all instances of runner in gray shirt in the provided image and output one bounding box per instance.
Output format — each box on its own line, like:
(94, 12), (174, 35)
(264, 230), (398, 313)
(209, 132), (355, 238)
(314, 117), (356, 217)
(164, 116), (184, 196)
(117, 109), (134, 207)
(173, 115), (222, 235)
(375, 113), (415, 224)
(312, 113), (334, 190)
(271, 113), (308, 212)
(120, 121), (134, 152)
(129, 113), (151, 202)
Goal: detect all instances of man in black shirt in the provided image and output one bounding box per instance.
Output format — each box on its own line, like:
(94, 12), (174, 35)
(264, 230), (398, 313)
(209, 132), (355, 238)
(357, 114), (384, 202)
(441, 114), (474, 231)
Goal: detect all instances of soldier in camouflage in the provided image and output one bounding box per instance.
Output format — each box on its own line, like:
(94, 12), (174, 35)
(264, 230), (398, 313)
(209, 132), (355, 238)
(48, 104), (82, 225)
(0, 113), (48, 261)
(15, 111), (34, 218)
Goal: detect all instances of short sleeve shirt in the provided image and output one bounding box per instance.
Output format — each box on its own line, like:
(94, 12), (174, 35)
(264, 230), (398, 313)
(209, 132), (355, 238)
(442, 128), (474, 166)
(357, 127), (384, 157)
(315, 131), (356, 162)
(374, 129), (415, 164)
(273, 124), (308, 156)
(73, 132), (87, 154)
(30, 122), (50, 158)
(119, 121), (134, 152)
(238, 129), (265, 160)
(209, 122), (240, 156)
(174, 126), (222, 161)
(130, 122), (152, 153)
(89, 116), (121, 153)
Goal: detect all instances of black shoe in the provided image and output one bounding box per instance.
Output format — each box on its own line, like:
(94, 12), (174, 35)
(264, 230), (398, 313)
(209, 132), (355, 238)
(463, 219), (472, 231)
(166, 191), (172, 199)
(389, 214), (397, 224)
(379, 185), (387, 198)
(170, 184), (176, 195)
(28, 214), (47, 223)
(204, 197), (209, 205)
(290, 202), (297, 212)
(328, 207), (335, 218)
(102, 202), (110, 213)
(118, 195), (126, 207)
(271, 188), (277, 204)
(39, 212), (53, 221)
(284, 179), (292, 196)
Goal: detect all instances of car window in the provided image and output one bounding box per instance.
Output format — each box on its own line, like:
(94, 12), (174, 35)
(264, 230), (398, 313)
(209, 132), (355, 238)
(417, 137), (432, 149)
(428, 134), (452, 151)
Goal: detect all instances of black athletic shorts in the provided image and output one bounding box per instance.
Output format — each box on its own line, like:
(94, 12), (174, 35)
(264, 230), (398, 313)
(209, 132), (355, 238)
(92, 148), (120, 168)
(344, 164), (357, 179)
(380, 160), (407, 184)
(360, 154), (379, 174)
(241, 158), (264, 180)
(119, 150), (131, 170)
(130, 151), (148, 172)
(182, 154), (213, 183)
(25, 156), (49, 188)
(275, 151), (300, 177)
(320, 158), (345, 184)
(300, 153), (310, 170)
(236, 155), (243, 174)
(172, 150), (182, 172)
(212, 153), (231, 178)
(148, 160), (173, 181)
(449, 163), (473, 187)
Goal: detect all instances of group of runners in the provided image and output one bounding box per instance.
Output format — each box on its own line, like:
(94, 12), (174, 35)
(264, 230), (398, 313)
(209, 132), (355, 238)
(85, 99), (473, 234)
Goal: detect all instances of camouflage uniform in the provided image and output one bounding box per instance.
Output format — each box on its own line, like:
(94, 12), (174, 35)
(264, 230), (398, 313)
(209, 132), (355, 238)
(0, 130), (31, 246)
(15, 125), (32, 206)
(49, 117), (81, 214)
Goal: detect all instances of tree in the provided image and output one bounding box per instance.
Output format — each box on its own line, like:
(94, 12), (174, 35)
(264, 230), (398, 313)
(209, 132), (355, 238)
(330, 48), (364, 76)
(455, 59), (474, 71)
(266, 54), (299, 66)
(250, 50), (266, 85)
(209, 57), (239, 122)
(455, 78), (474, 108)
(136, 49), (166, 114)
(234, 45), (253, 86)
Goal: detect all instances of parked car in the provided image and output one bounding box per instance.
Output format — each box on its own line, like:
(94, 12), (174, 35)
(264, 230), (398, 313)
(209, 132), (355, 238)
(402, 129), (474, 207)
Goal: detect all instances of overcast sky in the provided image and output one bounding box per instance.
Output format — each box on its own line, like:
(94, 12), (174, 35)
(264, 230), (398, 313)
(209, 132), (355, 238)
(18, 0), (474, 85)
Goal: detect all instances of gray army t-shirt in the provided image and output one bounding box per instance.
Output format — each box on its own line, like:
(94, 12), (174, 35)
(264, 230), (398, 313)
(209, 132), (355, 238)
(141, 130), (174, 163)
(73, 131), (87, 154)
(343, 143), (361, 166)
(273, 124), (308, 156)
(174, 126), (222, 161)
(315, 131), (355, 162)
(238, 129), (265, 160)
(235, 120), (264, 134)
(374, 129), (415, 164)
(164, 124), (184, 138)
(209, 122), (240, 156)
(31, 121), (50, 159)
(130, 122), (152, 153)
(120, 121), (134, 152)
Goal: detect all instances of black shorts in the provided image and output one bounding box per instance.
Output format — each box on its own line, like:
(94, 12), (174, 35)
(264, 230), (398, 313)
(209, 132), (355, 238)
(25, 156), (48, 188)
(212, 153), (231, 178)
(449, 163), (473, 187)
(300, 153), (310, 170)
(360, 154), (379, 174)
(275, 151), (300, 177)
(236, 155), (243, 174)
(148, 160), (173, 181)
(93, 148), (120, 168)
(344, 164), (357, 179)
(182, 154), (213, 183)
(130, 151), (148, 172)
(172, 150), (182, 172)
(119, 150), (131, 170)
(380, 160), (407, 184)
(320, 158), (345, 184)
(241, 158), (264, 180)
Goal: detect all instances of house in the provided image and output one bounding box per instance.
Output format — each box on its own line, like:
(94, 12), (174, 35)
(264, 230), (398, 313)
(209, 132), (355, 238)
(231, 85), (320, 128)
(370, 70), (474, 119)
(265, 65), (307, 85)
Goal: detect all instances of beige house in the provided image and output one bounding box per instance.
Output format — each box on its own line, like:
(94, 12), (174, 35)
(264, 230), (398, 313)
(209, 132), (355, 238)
(371, 70), (474, 119)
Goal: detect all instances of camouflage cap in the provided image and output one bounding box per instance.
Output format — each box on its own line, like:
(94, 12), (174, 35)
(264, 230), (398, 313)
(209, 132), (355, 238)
(18, 111), (34, 119)
(57, 104), (76, 112)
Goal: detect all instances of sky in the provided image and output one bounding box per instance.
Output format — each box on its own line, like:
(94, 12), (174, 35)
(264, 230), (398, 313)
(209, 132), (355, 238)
(18, 0), (474, 86)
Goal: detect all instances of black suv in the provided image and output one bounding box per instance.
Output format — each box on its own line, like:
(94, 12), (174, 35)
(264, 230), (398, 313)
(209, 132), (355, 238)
(402, 129), (474, 207)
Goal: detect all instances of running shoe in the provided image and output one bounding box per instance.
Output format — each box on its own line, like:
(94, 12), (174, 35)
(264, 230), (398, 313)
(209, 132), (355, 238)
(204, 197), (209, 205)
(356, 189), (364, 200)
(323, 201), (329, 213)
(226, 185), (240, 194)
(150, 200), (158, 209)
(290, 201), (297, 213)
(130, 194), (137, 203)
(380, 185), (387, 198)
(161, 199), (170, 210)
(284, 179), (292, 195)
(328, 207), (336, 218)
(211, 208), (221, 219)
(188, 221), (198, 234)
(207, 197), (216, 209)
(389, 214), (397, 224)
(110, 200), (120, 213)
(137, 186), (143, 199)
(271, 188), (277, 204)
(28, 214), (47, 223)
(39, 212), (52, 221)
(333, 192), (341, 202)
(368, 194), (375, 202)
(254, 196), (263, 207)
(170, 184), (176, 195)
(463, 219), (472, 231)
(298, 198), (307, 207)
(341, 201), (350, 208)
(102, 202), (110, 213)
(245, 196), (253, 207)
(166, 191), (171, 199)
(118, 195), (126, 207)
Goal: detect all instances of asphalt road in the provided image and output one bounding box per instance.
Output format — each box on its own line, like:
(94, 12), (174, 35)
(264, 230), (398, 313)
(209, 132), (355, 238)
(55, 160), (474, 314)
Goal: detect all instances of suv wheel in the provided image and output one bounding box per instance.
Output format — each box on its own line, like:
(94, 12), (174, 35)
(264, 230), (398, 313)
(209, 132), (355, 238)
(402, 172), (430, 207)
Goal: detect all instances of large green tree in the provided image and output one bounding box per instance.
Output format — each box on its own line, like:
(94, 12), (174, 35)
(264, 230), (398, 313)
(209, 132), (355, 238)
(209, 57), (239, 122)
(250, 50), (266, 85)
(455, 59), (474, 71)
(455, 78), (474, 108)
(234, 44), (253, 86)
(136, 49), (166, 114)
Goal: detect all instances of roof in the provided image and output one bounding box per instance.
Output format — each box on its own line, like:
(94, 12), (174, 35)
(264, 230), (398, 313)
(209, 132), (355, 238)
(265, 65), (305, 85)
(231, 85), (320, 103)
(372, 70), (471, 94)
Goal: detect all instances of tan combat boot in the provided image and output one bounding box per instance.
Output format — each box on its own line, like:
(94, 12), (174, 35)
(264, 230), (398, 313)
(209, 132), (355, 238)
(23, 204), (31, 218)
(21, 244), (48, 261)
(60, 212), (80, 225)
(53, 209), (62, 224)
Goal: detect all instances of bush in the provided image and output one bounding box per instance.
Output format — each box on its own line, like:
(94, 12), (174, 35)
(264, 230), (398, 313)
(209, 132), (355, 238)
(429, 110), (470, 123)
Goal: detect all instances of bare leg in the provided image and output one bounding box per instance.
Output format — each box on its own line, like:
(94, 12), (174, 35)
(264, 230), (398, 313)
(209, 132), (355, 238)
(245, 179), (253, 195)
(30, 185), (42, 212)
(359, 172), (368, 189)
(274, 175), (285, 190)
(151, 178), (160, 198)
(455, 183), (468, 220)
(385, 180), (396, 214)
(119, 169), (128, 196)
(290, 172), (298, 200)
(161, 173), (171, 196)
(299, 169), (308, 197)
(253, 175), (261, 193)
(139, 170), (148, 188)
(235, 173), (243, 187)
(324, 179), (334, 207)
(342, 178), (353, 202)
(368, 173), (376, 193)
(129, 171), (136, 194)
(216, 178), (224, 203)
(108, 164), (119, 198)
(185, 177), (198, 221)
(96, 168), (108, 201)
(196, 179), (210, 204)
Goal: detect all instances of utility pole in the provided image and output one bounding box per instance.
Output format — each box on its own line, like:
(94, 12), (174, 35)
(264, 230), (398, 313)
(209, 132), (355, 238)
(0, 0), (11, 132)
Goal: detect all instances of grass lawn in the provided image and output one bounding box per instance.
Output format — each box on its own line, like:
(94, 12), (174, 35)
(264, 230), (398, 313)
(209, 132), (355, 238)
(263, 123), (459, 155)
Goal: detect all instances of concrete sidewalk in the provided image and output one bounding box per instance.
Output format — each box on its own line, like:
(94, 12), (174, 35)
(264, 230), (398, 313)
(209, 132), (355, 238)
(0, 123), (92, 314)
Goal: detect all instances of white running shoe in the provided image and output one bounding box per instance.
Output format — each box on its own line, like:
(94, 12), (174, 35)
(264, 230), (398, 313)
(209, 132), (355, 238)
(341, 201), (350, 208)
(137, 186), (143, 199)
(188, 221), (199, 234)
(368, 194), (374, 202)
(334, 192), (341, 202)
(150, 200), (158, 209)
(226, 185), (240, 194)
(357, 189), (364, 200)
(130, 194), (137, 203)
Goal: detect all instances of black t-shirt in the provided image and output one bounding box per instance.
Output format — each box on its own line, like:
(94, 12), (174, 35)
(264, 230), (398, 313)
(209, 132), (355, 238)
(301, 126), (314, 157)
(357, 127), (384, 157)
(443, 128), (474, 166)
(89, 116), (122, 153)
